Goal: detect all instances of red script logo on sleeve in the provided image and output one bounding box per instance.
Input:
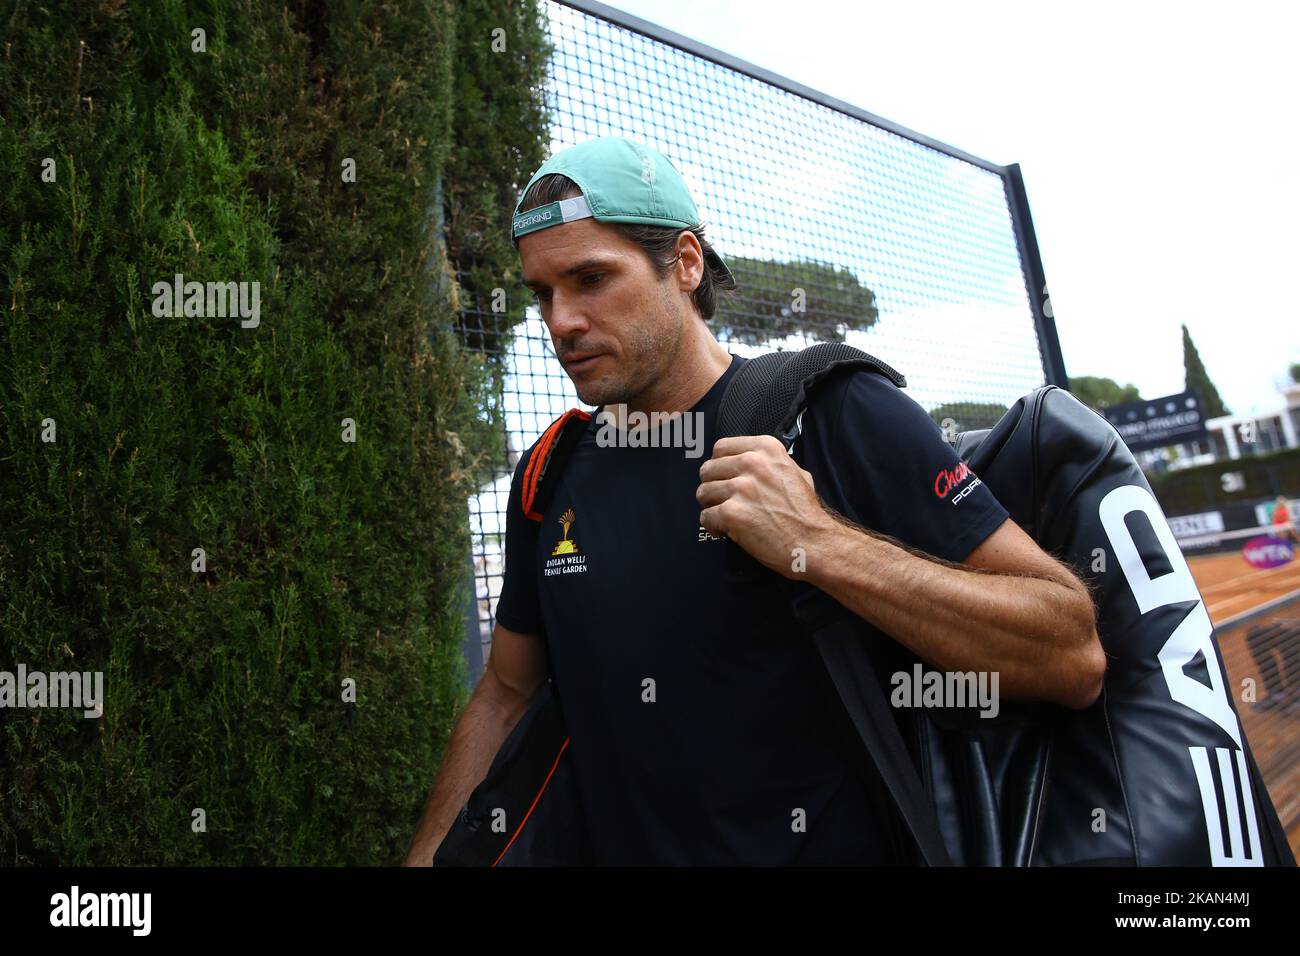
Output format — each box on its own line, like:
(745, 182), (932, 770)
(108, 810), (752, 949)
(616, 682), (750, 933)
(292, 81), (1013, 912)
(934, 462), (982, 504)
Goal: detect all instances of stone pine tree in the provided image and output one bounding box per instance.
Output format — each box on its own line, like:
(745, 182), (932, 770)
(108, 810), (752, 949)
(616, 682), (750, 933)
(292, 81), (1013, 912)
(1182, 324), (1229, 417)
(712, 256), (879, 346)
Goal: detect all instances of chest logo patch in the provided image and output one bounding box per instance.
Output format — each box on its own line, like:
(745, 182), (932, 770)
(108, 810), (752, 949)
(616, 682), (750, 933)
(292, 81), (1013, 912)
(545, 507), (588, 577)
(551, 507), (580, 555)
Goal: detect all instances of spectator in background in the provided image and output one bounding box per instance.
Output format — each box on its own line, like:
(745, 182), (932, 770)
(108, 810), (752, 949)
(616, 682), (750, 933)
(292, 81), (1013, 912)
(1271, 495), (1299, 544)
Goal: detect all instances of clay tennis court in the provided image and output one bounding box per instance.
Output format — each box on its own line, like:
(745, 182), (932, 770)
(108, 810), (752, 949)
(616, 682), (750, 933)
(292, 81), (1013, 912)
(1190, 548), (1300, 858)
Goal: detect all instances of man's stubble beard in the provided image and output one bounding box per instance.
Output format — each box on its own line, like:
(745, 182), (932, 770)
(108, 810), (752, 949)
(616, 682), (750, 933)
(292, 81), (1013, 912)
(574, 286), (686, 408)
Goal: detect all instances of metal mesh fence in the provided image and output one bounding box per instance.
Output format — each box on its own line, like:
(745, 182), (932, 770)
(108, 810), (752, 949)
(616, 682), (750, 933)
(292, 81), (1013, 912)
(461, 0), (1056, 659)
(1212, 595), (1300, 859)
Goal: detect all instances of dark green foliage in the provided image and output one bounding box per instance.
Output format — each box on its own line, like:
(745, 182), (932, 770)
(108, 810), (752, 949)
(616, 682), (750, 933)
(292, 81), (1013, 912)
(1182, 323), (1229, 418)
(0, 0), (547, 864)
(441, 0), (551, 462)
(1149, 446), (1300, 515)
(1067, 375), (1142, 413)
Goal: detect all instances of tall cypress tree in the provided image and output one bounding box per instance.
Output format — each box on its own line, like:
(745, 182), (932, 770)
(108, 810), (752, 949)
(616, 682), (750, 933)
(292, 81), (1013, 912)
(0, 0), (548, 864)
(1182, 323), (1230, 418)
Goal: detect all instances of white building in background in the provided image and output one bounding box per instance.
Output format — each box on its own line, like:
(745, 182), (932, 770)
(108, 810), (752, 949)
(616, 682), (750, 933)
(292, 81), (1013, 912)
(1140, 380), (1300, 473)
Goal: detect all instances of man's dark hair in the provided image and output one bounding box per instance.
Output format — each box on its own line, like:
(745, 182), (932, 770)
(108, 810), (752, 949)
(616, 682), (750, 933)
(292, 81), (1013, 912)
(515, 173), (738, 322)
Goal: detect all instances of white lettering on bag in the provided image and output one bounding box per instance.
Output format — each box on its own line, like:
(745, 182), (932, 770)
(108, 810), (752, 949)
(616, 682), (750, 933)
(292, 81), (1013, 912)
(1097, 484), (1262, 865)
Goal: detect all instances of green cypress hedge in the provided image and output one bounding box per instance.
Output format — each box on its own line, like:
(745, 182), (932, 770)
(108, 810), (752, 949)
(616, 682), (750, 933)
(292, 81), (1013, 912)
(0, 0), (548, 864)
(1149, 445), (1300, 515)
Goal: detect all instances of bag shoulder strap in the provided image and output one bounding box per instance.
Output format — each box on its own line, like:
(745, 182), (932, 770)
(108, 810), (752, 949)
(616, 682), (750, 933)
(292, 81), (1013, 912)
(717, 343), (952, 866)
(716, 341), (906, 447)
(521, 408), (593, 523)
(786, 582), (953, 865)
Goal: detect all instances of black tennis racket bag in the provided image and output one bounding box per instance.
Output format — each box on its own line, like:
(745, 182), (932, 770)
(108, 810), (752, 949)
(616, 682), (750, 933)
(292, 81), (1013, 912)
(930, 375), (1292, 865)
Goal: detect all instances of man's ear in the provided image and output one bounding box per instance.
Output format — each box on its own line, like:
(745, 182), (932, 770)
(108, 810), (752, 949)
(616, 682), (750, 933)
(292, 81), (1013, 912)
(674, 231), (704, 288)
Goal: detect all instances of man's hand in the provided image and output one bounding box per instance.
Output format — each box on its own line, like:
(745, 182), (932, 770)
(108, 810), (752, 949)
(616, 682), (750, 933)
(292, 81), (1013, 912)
(697, 435), (1105, 709)
(697, 434), (838, 577)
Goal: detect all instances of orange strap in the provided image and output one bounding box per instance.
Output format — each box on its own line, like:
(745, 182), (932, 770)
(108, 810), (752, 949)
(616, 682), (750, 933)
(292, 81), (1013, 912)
(490, 737), (571, 867)
(522, 408), (591, 522)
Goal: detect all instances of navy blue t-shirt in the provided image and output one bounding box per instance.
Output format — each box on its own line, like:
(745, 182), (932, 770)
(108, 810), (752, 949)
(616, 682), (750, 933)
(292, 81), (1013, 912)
(495, 352), (1009, 865)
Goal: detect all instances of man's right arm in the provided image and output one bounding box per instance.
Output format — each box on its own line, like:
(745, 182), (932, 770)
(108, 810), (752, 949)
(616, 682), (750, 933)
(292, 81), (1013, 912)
(401, 621), (547, 866)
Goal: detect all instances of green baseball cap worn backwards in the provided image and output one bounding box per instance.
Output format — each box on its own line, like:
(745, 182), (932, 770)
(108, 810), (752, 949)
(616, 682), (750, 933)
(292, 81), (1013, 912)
(512, 136), (733, 282)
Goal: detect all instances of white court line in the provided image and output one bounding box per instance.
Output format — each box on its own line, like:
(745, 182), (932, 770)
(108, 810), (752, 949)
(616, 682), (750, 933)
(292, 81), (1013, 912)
(1196, 560), (1300, 598)
(1213, 586), (1300, 631)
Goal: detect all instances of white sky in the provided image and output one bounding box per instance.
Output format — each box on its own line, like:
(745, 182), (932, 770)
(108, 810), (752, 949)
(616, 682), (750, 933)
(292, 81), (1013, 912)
(603, 0), (1300, 416)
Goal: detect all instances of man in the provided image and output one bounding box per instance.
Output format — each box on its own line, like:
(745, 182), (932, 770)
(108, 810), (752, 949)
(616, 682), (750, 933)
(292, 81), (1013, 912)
(1271, 495), (1298, 544)
(404, 136), (1105, 866)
